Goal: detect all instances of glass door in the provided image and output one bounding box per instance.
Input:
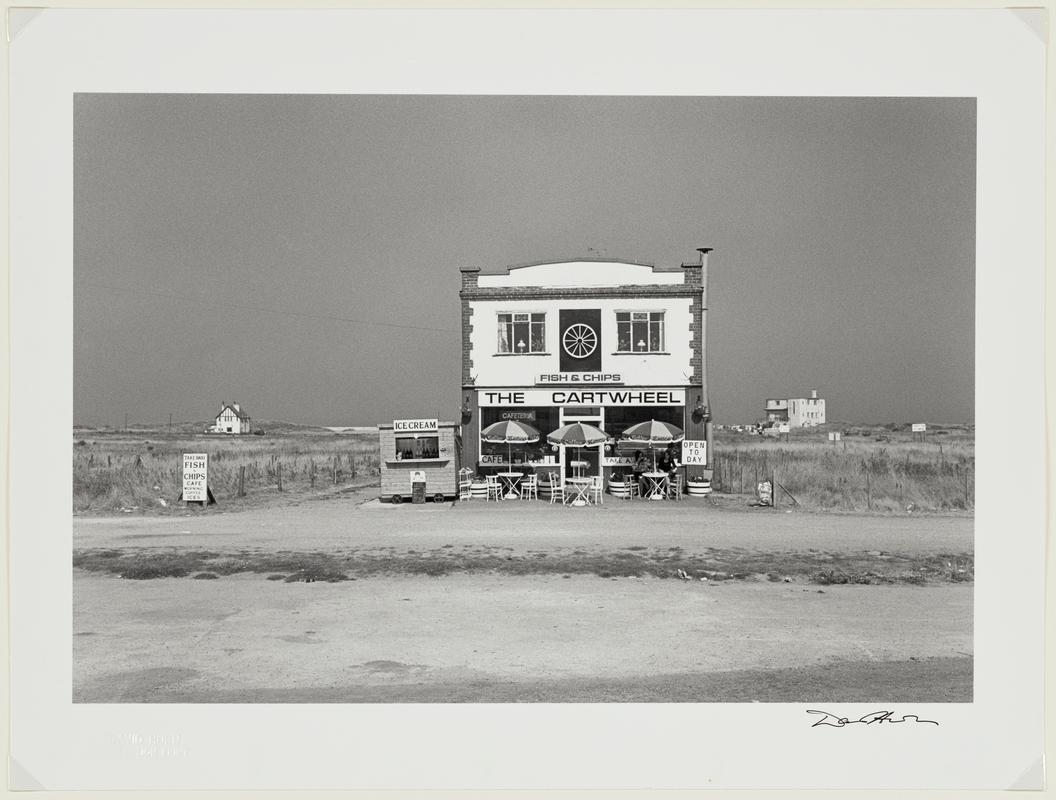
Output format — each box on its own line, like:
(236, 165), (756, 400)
(559, 406), (605, 482)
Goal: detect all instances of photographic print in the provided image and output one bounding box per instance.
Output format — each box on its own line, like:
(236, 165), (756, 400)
(71, 93), (977, 705)
(8, 7), (1045, 792)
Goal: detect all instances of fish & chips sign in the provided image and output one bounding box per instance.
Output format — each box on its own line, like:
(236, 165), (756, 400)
(182, 453), (208, 502)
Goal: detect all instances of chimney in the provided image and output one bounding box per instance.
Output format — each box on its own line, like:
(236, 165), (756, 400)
(233, 402), (240, 412)
(811, 389), (818, 399)
(681, 247), (712, 287)
(459, 265), (481, 291)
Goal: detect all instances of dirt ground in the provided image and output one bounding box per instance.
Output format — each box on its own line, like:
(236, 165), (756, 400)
(72, 493), (973, 702)
(74, 488), (973, 554)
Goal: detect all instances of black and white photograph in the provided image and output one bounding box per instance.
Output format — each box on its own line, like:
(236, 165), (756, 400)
(70, 93), (977, 705)
(7, 7), (1047, 793)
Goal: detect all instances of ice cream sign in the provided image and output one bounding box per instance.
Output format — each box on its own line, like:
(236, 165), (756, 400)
(393, 418), (438, 433)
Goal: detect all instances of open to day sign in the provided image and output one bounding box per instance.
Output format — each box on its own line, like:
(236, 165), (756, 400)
(682, 440), (707, 465)
(182, 453), (208, 502)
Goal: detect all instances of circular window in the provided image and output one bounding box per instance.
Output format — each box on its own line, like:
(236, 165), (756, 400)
(562, 323), (598, 358)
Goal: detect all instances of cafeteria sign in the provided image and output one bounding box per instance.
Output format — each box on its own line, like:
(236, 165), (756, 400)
(182, 453), (208, 502)
(393, 418), (438, 433)
(681, 440), (707, 465)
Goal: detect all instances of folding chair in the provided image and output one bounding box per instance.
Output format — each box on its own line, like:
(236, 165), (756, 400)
(547, 472), (565, 504)
(667, 474), (684, 501)
(485, 474), (503, 502)
(589, 476), (604, 505)
(519, 473), (538, 500)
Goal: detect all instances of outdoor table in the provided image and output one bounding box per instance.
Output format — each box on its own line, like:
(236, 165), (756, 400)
(565, 476), (593, 507)
(496, 471), (524, 500)
(642, 471), (668, 501)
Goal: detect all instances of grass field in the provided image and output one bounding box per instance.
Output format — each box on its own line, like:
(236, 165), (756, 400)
(73, 422), (379, 514)
(710, 423), (973, 513)
(72, 421), (973, 515)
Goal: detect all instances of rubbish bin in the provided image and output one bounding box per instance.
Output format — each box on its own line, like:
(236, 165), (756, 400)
(412, 480), (426, 504)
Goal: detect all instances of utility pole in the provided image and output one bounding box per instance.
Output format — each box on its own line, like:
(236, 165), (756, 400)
(124, 412), (128, 431)
(169, 413), (173, 431)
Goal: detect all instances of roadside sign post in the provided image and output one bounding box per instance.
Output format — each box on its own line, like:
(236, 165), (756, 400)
(778, 423), (790, 442)
(182, 453), (215, 506)
(912, 423), (927, 443)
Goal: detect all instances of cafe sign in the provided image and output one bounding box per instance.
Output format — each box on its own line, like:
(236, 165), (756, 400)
(393, 418), (438, 433)
(182, 453), (208, 502)
(681, 440), (707, 465)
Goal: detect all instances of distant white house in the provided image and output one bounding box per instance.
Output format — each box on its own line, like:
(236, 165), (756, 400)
(764, 389), (826, 428)
(210, 401), (251, 434)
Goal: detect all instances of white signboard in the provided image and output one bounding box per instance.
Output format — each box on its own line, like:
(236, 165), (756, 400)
(394, 418), (438, 433)
(410, 470), (426, 486)
(827, 432), (842, 442)
(535, 372), (623, 385)
(778, 424), (790, 434)
(912, 423), (927, 432)
(602, 455), (634, 467)
(479, 454), (506, 465)
(182, 453), (208, 502)
(681, 440), (707, 465)
(478, 389), (685, 407)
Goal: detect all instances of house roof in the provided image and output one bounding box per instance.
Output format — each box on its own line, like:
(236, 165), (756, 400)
(216, 404), (250, 421)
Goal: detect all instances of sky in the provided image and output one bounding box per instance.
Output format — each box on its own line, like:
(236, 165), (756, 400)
(74, 95), (975, 427)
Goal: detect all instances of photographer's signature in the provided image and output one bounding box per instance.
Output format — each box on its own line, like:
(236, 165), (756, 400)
(807, 710), (939, 728)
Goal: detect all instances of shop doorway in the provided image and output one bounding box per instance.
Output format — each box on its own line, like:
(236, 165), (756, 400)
(559, 406), (605, 481)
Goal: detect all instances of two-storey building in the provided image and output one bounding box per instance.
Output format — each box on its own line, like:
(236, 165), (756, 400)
(459, 249), (713, 486)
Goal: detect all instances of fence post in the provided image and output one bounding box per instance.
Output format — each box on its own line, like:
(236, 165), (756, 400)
(238, 465), (246, 497)
(277, 464), (283, 492)
(350, 453), (356, 479)
(772, 469), (778, 509)
(964, 468), (970, 508)
(866, 469), (872, 510)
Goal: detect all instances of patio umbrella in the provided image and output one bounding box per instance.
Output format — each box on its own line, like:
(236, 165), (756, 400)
(546, 422), (608, 476)
(480, 419), (541, 466)
(620, 419), (684, 471)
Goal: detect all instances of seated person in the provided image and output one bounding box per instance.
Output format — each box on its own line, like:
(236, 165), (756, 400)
(633, 451), (649, 493)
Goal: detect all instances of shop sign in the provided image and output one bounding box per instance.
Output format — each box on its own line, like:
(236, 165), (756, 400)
(911, 423), (927, 432)
(536, 373), (623, 385)
(479, 454), (506, 464)
(182, 453), (208, 502)
(603, 455), (634, 467)
(681, 440), (707, 465)
(410, 470), (426, 486)
(394, 418), (438, 433)
(500, 410), (536, 422)
(479, 389), (685, 407)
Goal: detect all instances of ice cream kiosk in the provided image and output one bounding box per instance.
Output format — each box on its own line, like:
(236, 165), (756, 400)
(378, 418), (461, 504)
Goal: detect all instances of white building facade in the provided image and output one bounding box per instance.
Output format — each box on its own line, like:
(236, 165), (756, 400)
(765, 390), (826, 428)
(459, 251), (713, 484)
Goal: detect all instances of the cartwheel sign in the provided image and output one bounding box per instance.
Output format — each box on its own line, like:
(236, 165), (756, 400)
(479, 389), (685, 407)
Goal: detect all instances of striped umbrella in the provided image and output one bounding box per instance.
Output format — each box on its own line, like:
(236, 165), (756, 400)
(620, 419), (684, 471)
(480, 419), (541, 466)
(546, 422), (608, 476)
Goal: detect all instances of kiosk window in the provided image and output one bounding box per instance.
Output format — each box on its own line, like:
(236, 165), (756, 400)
(395, 436), (440, 460)
(616, 311), (665, 352)
(498, 313), (546, 353)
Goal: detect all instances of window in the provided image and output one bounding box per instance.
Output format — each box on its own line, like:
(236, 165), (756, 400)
(497, 313), (546, 354)
(616, 311), (665, 352)
(395, 436), (440, 460)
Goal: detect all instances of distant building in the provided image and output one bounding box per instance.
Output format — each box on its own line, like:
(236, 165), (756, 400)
(210, 401), (251, 434)
(765, 389), (826, 428)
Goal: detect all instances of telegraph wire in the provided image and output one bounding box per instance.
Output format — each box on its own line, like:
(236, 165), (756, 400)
(78, 281), (461, 334)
